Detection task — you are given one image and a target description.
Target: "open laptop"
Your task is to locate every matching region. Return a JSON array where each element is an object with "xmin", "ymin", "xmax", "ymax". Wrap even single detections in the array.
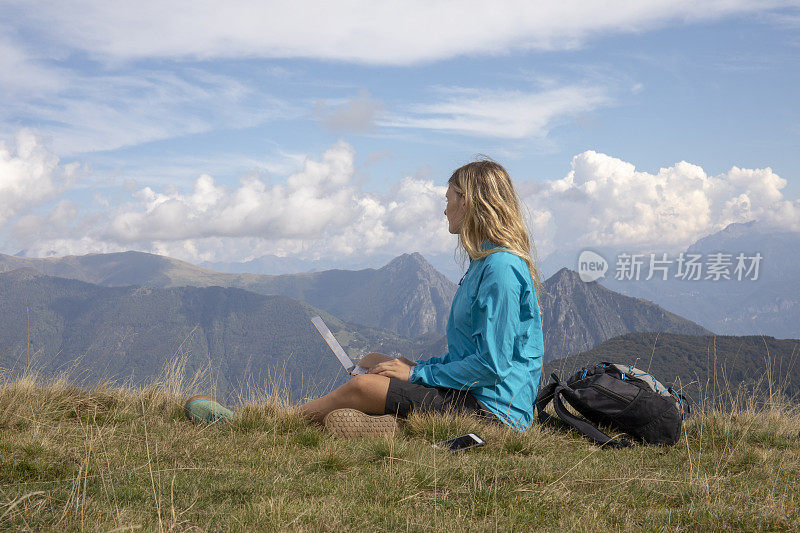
[{"xmin": 311, "ymin": 315, "xmax": 393, "ymax": 375}]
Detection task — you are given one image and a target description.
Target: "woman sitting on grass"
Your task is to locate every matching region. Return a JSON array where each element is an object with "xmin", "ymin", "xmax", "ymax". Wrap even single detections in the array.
[{"xmin": 298, "ymin": 159, "xmax": 545, "ymax": 437}]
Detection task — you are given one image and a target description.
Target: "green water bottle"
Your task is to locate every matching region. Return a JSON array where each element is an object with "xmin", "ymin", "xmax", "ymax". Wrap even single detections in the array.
[{"xmin": 184, "ymin": 395, "xmax": 235, "ymax": 424}]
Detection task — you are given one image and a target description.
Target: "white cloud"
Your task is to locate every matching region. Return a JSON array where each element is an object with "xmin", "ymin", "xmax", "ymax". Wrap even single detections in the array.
[
  {"xmin": 382, "ymin": 85, "xmax": 610, "ymax": 138},
  {"xmin": 7, "ymin": 139, "xmax": 798, "ymax": 270},
  {"xmin": 4, "ymin": 0, "xmax": 786, "ymax": 154},
  {"xmin": 317, "ymin": 91, "xmax": 384, "ymax": 133},
  {"xmin": 3, "ymin": 1, "xmax": 791, "ymax": 65},
  {"xmin": 525, "ymin": 150, "xmax": 800, "ymax": 258},
  {"xmin": 0, "ymin": 130, "xmax": 79, "ymax": 225},
  {"xmin": 81, "ymin": 141, "xmax": 452, "ymax": 261},
  {"xmin": 0, "ymin": 39, "xmax": 65, "ymax": 97},
  {"xmin": 0, "ymin": 68, "xmax": 292, "ymax": 155}
]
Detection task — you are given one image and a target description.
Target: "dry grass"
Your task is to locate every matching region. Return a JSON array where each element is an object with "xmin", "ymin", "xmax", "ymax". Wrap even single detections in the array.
[{"xmin": 1, "ymin": 358, "xmax": 800, "ymax": 532}]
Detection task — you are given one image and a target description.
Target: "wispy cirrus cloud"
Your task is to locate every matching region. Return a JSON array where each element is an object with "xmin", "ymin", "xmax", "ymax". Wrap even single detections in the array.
[
  {"xmin": 0, "ymin": 38, "xmax": 65, "ymax": 97},
  {"xmin": 381, "ymin": 85, "xmax": 611, "ymax": 139},
  {"xmin": 0, "ymin": 65, "xmax": 294, "ymax": 156},
  {"xmin": 0, "ymin": 32, "xmax": 295, "ymax": 156},
  {"xmin": 2, "ymin": 1, "xmax": 793, "ymax": 64},
  {"xmin": 3, "ymin": 0, "xmax": 794, "ymax": 153}
]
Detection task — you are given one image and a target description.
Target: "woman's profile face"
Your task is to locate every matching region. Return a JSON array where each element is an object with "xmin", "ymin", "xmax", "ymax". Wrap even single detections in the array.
[{"xmin": 445, "ymin": 184, "xmax": 466, "ymax": 234}]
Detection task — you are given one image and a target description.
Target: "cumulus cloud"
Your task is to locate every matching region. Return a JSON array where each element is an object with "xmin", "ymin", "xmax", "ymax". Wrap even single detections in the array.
[
  {"xmin": 525, "ymin": 150, "xmax": 800, "ymax": 258},
  {"xmin": 3, "ymin": 137, "xmax": 454, "ymax": 262},
  {"xmin": 108, "ymin": 142, "xmax": 360, "ymax": 242},
  {"xmin": 0, "ymin": 130, "xmax": 79, "ymax": 225},
  {"xmin": 2, "ymin": 1, "xmax": 790, "ymax": 64},
  {"xmin": 63, "ymin": 141, "xmax": 452, "ymax": 261},
  {"xmin": 7, "ymin": 139, "xmax": 798, "ymax": 270},
  {"xmin": 383, "ymin": 85, "xmax": 610, "ymax": 138}
]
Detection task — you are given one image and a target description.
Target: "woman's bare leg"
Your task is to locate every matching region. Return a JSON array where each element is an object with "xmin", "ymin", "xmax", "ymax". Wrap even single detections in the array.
[{"xmin": 297, "ymin": 374, "xmax": 391, "ymax": 424}]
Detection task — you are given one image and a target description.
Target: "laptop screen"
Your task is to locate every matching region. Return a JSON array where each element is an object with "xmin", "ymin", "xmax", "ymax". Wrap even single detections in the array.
[{"xmin": 310, "ymin": 316, "xmax": 355, "ymax": 373}]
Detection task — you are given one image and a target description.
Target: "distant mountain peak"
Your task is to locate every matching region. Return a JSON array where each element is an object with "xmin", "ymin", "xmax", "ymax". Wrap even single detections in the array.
[
  {"xmin": 551, "ymin": 266, "xmax": 575, "ymax": 277},
  {"xmin": 697, "ymin": 220, "xmax": 759, "ymax": 243},
  {"xmin": 722, "ymin": 220, "xmax": 757, "ymax": 232},
  {"xmin": 392, "ymin": 251, "xmax": 426, "ymax": 263},
  {"xmin": 384, "ymin": 252, "xmax": 434, "ymax": 273},
  {"xmin": 540, "ymin": 264, "xmax": 710, "ymax": 362},
  {"xmin": 546, "ymin": 267, "xmax": 594, "ymax": 287}
]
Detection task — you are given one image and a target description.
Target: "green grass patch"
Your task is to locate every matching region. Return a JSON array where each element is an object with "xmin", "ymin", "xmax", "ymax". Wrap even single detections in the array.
[{"xmin": 1, "ymin": 376, "xmax": 799, "ymax": 531}]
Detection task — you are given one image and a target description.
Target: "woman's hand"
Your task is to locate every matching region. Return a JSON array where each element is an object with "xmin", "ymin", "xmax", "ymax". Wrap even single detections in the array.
[{"xmin": 370, "ymin": 359, "xmax": 413, "ymax": 381}]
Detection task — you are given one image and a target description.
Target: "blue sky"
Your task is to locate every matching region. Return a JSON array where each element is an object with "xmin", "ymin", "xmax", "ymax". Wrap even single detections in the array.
[{"xmin": 1, "ymin": 1, "xmax": 798, "ymax": 278}]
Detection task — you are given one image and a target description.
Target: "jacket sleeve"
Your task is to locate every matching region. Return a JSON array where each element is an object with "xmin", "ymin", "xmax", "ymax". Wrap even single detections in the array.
[
  {"xmin": 410, "ymin": 261, "xmax": 519, "ymax": 390},
  {"xmin": 415, "ymin": 352, "xmax": 452, "ymax": 367}
]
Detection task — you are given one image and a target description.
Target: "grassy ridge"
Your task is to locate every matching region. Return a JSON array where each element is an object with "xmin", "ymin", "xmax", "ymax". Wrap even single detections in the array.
[{"xmin": 1, "ymin": 369, "xmax": 800, "ymax": 531}]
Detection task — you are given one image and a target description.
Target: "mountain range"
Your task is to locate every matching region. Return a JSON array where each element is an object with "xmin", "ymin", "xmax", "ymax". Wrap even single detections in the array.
[
  {"xmin": 0, "ymin": 268, "xmax": 430, "ymax": 400},
  {"xmin": 593, "ymin": 221, "xmax": 800, "ymax": 338},
  {"xmin": 0, "ymin": 251, "xmax": 456, "ymax": 339},
  {"xmin": 200, "ymin": 250, "xmax": 468, "ymax": 283},
  {"xmin": 6, "ymin": 245, "xmax": 791, "ymax": 402},
  {"xmin": 2, "ymin": 210, "xmax": 798, "ymax": 410}
]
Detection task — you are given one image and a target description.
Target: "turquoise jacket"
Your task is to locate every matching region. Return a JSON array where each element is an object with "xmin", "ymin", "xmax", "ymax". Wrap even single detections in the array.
[{"xmin": 410, "ymin": 246, "xmax": 544, "ymax": 430}]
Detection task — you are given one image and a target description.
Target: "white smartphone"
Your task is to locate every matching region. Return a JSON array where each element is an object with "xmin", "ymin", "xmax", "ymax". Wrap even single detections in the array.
[{"xmin": 433, "ymin": 433, "xmax": 485, "ymax": 452}]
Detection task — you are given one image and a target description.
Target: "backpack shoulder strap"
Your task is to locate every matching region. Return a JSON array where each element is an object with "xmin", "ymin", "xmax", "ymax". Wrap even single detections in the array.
[
  {"xmin": 535, "ymin": 374, "xmax": 630, "ymax": 448},
  {"xmin": 534, "ymin": 377, "xmax": 562, "ymax": 428},
  {"xmin": 551, "ymin": 387, "xmax": 630, "ymax": 448}
]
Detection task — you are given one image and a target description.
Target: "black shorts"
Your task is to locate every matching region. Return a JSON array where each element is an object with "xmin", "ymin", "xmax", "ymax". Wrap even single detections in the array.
[{"xmin": 384, "ymin": 378, "xmax": 501, "ymax": 424}]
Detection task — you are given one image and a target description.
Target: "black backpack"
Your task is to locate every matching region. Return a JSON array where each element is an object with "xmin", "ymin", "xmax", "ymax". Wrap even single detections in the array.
[{"xmin": 535, "ymin": 362, "xmax": 689, "ymax": 447}]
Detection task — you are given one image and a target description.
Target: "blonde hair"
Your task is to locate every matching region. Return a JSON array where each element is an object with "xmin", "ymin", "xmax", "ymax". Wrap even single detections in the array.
[{"xmin": 449, "ymin": 158, "xmax": 544, "ymax": 308}]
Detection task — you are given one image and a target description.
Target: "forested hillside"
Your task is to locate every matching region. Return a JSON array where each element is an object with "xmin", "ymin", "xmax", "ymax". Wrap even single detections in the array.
[
  {"xmin": 0, "ymin": 269, "xmax": 428, "ymax": 400},
  {"xmin": 0, "ymin": 251, "xmax": 456, "ymax": 338}
]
